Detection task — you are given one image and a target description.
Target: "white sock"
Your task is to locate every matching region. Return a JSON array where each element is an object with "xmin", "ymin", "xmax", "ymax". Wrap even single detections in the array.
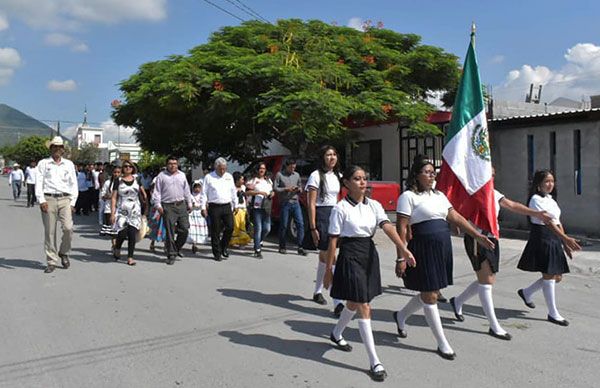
[
  {"xmin": 454, "ymin": 281, "xmax": 478, "ymax": 314},
  {"xmin": 332, "ymin": 308, "xmax": 356, "ymax": 340},
  {"xmin": 314, "ymin": 262, "xmax": 326, "ymax": 295},
  {"xmin": 542, "ymin": 279, "xmax": 564, "ymax": 320},
  {"xmin": 395, "ymin": 294, "xmax": 421, "ymax": 329},
  {"xmin": 522, "ymin": 278, "xmax": 543, "ymax": 302},
  {"xmin": 478, "ymin": 284, "xmax": 506, "ymax": 334},
  {"xmin": 423, "ymin": 303, "xmax": 454, "ymax": 354},
  {"xmin": 358, "ymin": 319, "xmax": 383, "ymax": 371}
]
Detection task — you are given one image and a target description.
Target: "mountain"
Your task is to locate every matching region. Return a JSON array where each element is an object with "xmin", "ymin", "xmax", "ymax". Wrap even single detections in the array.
[{"xmin": 0, "ymin": 104, "xmax": 57, "ymax": 146}]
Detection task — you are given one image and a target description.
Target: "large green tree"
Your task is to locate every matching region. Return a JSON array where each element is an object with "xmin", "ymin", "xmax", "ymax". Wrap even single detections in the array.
[
  {"xmin": 1, "ymin": 135, "xmax": 49, "ymax": 166},
  {"xmin": 114, "ymin": 19, "xmax": 460, "ymax": 164}
]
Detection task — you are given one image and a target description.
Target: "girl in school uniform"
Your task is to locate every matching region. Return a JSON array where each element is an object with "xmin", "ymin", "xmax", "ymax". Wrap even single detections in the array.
[
  {"xmin": 516, "ymin": 169, "xmax": 581, "ymax": 326},
  {"xmin": 323, "ymin": 165, "xmax": 416, "ymax": 382},
  {"xmin": 306, "ymin": 145, "xmax": 344, "ymax": 316},
  {"xmin": 99, "ymin": 165, "xmax": 121, "ymax": 249},
  {"xmin": 393, "ymin": 156, "xmax": 494, "ymax": 360}
]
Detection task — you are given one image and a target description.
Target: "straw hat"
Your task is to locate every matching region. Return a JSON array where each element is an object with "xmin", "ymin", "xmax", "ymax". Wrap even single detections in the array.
[
  {"xmin": 45, "ymin": 136, "xmax": 65, "ymax": 148},
  {"xmin": 13, "ymin": 163, "xmax": 19, "ymax": 167}
]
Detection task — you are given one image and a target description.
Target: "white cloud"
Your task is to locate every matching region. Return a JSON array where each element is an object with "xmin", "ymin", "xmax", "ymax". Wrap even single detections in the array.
[
  {"xmin": 0, "ymin": 68, "xmax": 15, "ymax": 85},
  {"xmin": 47, "ymin": 79, "xmax": 78, "ymax": 92},
  {"xmin": 347, "ymin": 17, "xmax": 364, "ymax": 31},
  {"xmin": 44, "ymin": 32, "xmax": 89, "ymax": 52},
  {"xmin": 489, "ymin": 55, "xmax": 505, "ymax": 64},
  {"xmin": 71, "ymin": 42, "xmax": 89, "ymax": 52},
  {"xmin": 494, "ymin": 43, "xmax": 600, "ymax": 103},
  {"xmin": 0, "ymin": 47, "xmax": 22, "ymax": 85},
  {"xmin": 0, "ymin": 12, "xmax": 9, "ymax": 31}
]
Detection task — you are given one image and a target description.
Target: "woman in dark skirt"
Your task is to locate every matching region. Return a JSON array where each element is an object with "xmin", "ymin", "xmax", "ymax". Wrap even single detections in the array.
[
  {"xmin": 323, "ymin": 166, "xmax": 415, "ymax": 382},
  {"xmin": 451, "ymin": 168, "xmax": 553, "ymax": 340},
  {"xmin": 392, "ymin": 156, "xmax": 494, "ymax": 360},
  {"xmin": 306, "ymin": 145, "xmax": 344, "ymax": 316},
  {"xmin": 516, "ymin": 170, "xmax": 581, "ymax": 326}
]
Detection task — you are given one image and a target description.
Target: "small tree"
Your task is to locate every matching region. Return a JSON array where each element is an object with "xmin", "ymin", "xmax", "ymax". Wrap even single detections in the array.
[
  {"xmin": 1, "ymin": 135, "xmax": 50, "ymax": 166},
  {"xmin": 137, "ymin": 150, "xmax": 167, "ymax": 172},
  {"xmin": 69, "ymin": 143, "xmax": 100, "ymax": 164}
]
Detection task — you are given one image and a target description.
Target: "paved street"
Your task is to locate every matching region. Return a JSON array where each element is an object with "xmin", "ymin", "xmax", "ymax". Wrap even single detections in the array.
[{"xmin": 0, "ymin": 176, "xmax": 599, "ymax": 388}]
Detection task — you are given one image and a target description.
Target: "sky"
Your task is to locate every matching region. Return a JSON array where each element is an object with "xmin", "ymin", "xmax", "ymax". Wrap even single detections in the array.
[{"xmin": 1, "ymin": 0, "xmax": 599, "ymax": 141}]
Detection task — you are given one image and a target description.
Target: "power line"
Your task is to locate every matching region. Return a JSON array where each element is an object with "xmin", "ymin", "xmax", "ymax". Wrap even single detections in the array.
[
  {"xmin": 229, "ymin": 0, "xmax": 270, "ymax": 23},
  {"xmin": 200, "ymin": 0, "xmax": 246, "ymax": 22}
]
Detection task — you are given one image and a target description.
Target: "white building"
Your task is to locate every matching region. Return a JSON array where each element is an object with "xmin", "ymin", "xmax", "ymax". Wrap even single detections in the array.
[{"xmin": 107, "ymin": 141, "xmax": 142, "ymax": 163}]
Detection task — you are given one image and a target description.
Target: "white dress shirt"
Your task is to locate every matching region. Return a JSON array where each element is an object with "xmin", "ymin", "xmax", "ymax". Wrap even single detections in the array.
[
  {"xmin": 25, "ymin": 167, "xmax": 36, "ymax": 184},
  {"xmin": 35, "ymin": 157, "xmax": 79, "ymax": 206},
  {"xmin": 200, "ymin": 171, "xmax": 237, "ymax": 210},
  {"xmin": 396, "ymin": 190, "xmax": 452, "ymax": 225},
  {"xmin": 329, "ymin": 196, "xmax": 390, "ymax": 237},
  {"xmin": 8, "ymin": 169, "xmax": 24, "ymax": 184}
]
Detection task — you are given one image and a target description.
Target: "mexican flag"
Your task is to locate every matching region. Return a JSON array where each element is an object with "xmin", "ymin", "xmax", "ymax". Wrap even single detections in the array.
[{"xmin": 436, "ymin": 28, "xmax": 499, "ymax": 237}]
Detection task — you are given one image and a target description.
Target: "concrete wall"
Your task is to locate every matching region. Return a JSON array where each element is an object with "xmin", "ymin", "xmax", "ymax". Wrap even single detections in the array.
[
  {"xmin": 350, "ymin": 122, "xmax": 400, "ymax": 182},
  {"xmin": 491, "ymin": 120, "xmax": 600, "ymax": 236}
]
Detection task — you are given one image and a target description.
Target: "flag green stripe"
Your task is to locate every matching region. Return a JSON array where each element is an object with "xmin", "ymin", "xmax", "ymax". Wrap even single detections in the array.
[{"xmin": 445, "ymin": 39, "xmax": 484, "ymax": 142}]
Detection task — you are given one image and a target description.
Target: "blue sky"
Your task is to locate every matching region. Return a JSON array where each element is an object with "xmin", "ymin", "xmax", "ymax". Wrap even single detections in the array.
[{"xmin": 1, "ymin": 0, "xmax": 599, "ymax": 140}]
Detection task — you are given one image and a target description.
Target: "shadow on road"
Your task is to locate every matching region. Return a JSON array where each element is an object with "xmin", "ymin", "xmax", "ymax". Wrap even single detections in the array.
[{"xmin": 0, "ymin": 257, "xmax": 46, "ymax": 270}]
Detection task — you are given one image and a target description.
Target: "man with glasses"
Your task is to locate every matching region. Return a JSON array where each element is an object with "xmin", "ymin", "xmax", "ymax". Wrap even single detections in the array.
[{"xmin": 152, "ymin": 156, "xmax": 192, "ymax": 265}]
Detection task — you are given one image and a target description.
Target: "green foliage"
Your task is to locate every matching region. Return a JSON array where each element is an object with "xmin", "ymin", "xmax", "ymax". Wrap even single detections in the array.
[
  {"xmin": 137, "ymin": 151, "xmax": 167, "ymax": 172},
  {"xmin": 1, "ymin": 135, "xmax": 50, "ymax": 166},
  {"xmin": 114, "ymin": 19, "xmax": 460, "ymax": 163},
  {"xmin": 69, "ymin": 143, "xmax": 100, "ymax": 164}
]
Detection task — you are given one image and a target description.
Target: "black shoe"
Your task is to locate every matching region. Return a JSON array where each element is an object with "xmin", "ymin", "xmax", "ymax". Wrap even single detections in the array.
[
  {"xmin": 368, "ymin": 364, "xmax": 387, "ymax": 382},
  {"xmin": 113, "ymin": 248, "xmax": 121, "ymax": 261},
  {"xmin": 278, "ymin": 248, "xmax": 287, "ymax": 254},
  {"xmin": 329, "ymin": 333, "xmax": 352, "ymax": 352},
  {"xmin": 333, "ymin": 303, "xmax": 344, "ymax": 318},
  {"xmin": 222, "ymin": 249, "xmax": 229, "ymax": 258},
  {"xmin": 60, "ymin": 255, "xmax": 70, "ymax": 269},
  {"xmin": 44, "ymin": 265, "xmax": 55, "ymax": 273},
  {"xmin": 176, "ymin": 251, "xmax": 184, "ymax": 258},
  {"xmin": 166, "ymin": 257, "xmax": 175, "ymax": 265},
  {"xmin": 436, "ymin": 348, "xmax": 456, "ymax": 360},
  {"xmin": 517, "ymin": 289, "xmax": 536, "ymax": 309},
  {"xmin": 449, "ymin": 297, "xmax": 464, "ymax": 321},
  {"xmin": 488, "ymin": 329, "xmax": 512, "ymax": 340},
  {"xmin": 253, "ymin": 250, "xmax": 263, "ymax": 259},
  {"xmin": 437, "ymin": 292, "xmax": 448, "ymax": 303},
  {"xmin": 547, "ymin": 315, "xmax": 569, "ymax": 326},
  {"xmin": 392, "ymin": 311, "xmax": 407, "ymax": 338},
  {"xmin": 312, "ymin": 293, "xmax": 327, "ymax": 305},
  {"xmin": 214, "ymin": 255, "xmax": 222, "ymax": 262},
  {"xmin": 297, "ymin": 248, "xmax": 307, "ymax": 256}
]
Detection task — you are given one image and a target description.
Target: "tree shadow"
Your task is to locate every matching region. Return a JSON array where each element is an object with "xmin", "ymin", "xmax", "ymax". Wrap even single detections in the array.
[
  {"xmin": 69, "ymin": 247, "xmax": 165, "ymax": 264},
  {"xmin": 0, "ymin": 257, "xmax": 46, "ymax": 270}
]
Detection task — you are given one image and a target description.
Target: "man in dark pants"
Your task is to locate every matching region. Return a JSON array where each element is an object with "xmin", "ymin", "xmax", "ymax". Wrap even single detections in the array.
[
  {"xmin": 274, "ymin": 159, "xmax": 307, "ymax": 256},
  {"xmin": 152, "ymin": 156, "xmax": 192, "ymax": 265},
  {"xmin": 25, "ymin": 160, "xmax": 37, "ymax": 207},
  {"xmin": 200, "ymin": 157, "xmax": 237, "ymax": 261}
]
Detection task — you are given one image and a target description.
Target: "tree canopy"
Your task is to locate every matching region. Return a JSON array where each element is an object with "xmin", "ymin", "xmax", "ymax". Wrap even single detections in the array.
[
  {"xmin": 1, "ymin": 135, "xmax": 49, "ymax": 167},
  {"xmin": 114, "ymin": 19, "xmax": 460, "ymax": 164}
]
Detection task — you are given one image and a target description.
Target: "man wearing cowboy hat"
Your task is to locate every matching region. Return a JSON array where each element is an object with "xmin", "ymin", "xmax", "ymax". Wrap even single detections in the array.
[
  {"xmin": 35, "ymin": 136, "xmax": 79, "ymax": 273},
  {"xmin": 8, "ymin": 163, "xmax": 24, "ymax": 200}
]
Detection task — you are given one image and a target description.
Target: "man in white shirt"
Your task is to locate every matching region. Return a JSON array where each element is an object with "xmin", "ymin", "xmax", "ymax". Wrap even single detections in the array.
[
  {"xmin": 200, "ymin": 157, "xmax": 237, "ymax": 261},
  {"xmin": 35, "ymin": 136, "xmax": 79, "ymax": 273},
  {"xmin": 24, "ymin": 160, "xmax": 37, "ymax": 207},
  {"xmin": 8, "ymin": 163, "xmax": 24, "ymax": 200}
]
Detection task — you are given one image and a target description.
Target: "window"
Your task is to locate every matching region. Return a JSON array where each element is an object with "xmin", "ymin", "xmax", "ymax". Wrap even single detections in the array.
[
  {"xmin": 527, "ymin": 134, "xmax": 534, "ymax": 181},
  {"xmin": 574, "ymin": 130, "xmax": 582, "ymax": 195},
  {"xmin": 351, "ymin": 140, "xmax": 382, "ymax": 181},
  {"xmin": 549, "ymin": 131, "xmax": 556, "ymax": 173},
  {"xmin": 94, "ymin": 134, "xmax": 101, "ymax": 144}
]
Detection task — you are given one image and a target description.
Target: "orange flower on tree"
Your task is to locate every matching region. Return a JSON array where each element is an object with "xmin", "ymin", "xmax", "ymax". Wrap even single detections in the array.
[
  {"xmin": 382, "ymin": 103, "xmax": 393, "ymax": 114},
  {"xmin": 363, "ymin": 55, "xmax": 375, "ymax": 64},
  {"xmin": 213, "ymin": 81, "xmax": 224, "ymax": 91}
]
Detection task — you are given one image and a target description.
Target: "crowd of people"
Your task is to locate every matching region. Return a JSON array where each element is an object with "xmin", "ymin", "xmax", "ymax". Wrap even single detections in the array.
[{"xmin": 17, "ymin": 136, "xmax": 583, "ymax": 382}]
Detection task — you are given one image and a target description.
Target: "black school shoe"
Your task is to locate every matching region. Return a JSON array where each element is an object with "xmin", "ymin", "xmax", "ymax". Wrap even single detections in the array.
[
  {"xmin": 517, "ymin": 289, "xmax": 536, "ymax": 309},
  {"xmin": 488, "ymin": 329, "xmax": 512, "ymax": 340},
  {"xmin": 436, "ymin": 348, "xmax": 456, "ymax": 360},
  {"xmin": 368, "ymin": 364, "xmax": 387, "ymax": 382},
  {"xmin": 44, "ymin": 265, "xmax": 55, "ymax": 274},
  {"xmin": 437, "ymin": 292, "xmax": 448, "ymax": 303},
  {"xmin": 222, "ymin": 249, "xmax": 229, "ymax": 258},
  {"xmin": 333, "ymin": 303, "xmax": 344, "ymax": 318},
  {"xmin": 329, "ymin": 333, "xmax": 352, "ymax": 352},
  {"xmin": 449, "ymin": 297, "xmax": 464, "ymax": 321},
  {"xmin": 392, "ymin": 311, "xmax": 407, "ymax": 338},
  {"xmin": 297, "ymin": 248, "xmax": 307, "ymax": 256},
  {"xmin": 547, "ymin": 315, "xmax": 569, "ymax": 326},
  {"xmin": 312, "ymin": 293, "xmax": 326, "ymax": 305}
]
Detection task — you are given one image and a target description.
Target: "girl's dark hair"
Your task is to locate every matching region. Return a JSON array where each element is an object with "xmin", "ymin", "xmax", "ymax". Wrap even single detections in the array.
[
  {"xmin": 528, "ymin": 169, "xmax": 557, "ymax": 202},
  {"xmin": 253, "ymin": 162, "xmax": 267, "ymax": 179},
  {"xmin": 232, "ymin": 171, "xmax": 243, "ymax": 183},
  {"xmin": 405, "ymin": 154, "xmax": 435, "ymax": 193},
  {"xmin": 317, "ymin": 145, "xmax": 341, "ymax": 200},
  {"xmin": 192, "ymin": 182, "xmax": 202, "ymax": 190},
  {"xmin": 341, "ymin": 165, "xmax": 365, "ymax": 189}
]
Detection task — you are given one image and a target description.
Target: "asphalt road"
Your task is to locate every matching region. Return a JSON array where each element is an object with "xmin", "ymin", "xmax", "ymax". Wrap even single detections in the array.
[{"xmin": 0, "ymin": 176, "xmax": 599, "ymax": 388}]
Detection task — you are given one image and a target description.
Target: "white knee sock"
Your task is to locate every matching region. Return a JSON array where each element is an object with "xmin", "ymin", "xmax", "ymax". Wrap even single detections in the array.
[
  {"xmin": 358, "ymin": 319, "xmax": 383, "ymax": 371},
  {"xmin": 478, "ymin": 284, "xmax": 506, "ymax": 334},
  {"xmin": 522, "ymin": 278, "xmax": 543, "ymax": 301},
  {"xmin": 542, "ymin": 279, "xmax": 564, "ymax": 320},
  {"xmin": 395, "ymin": 294, "xmax": 422, "ymax": 329},
  {"xmin": 423, "ymin": 303, "xmax": 454, "ymax": 354},
  {"xmin": 332, "ymin": 307, "xmax": 356, "ymax": 340},
  {"xmin": 314, "ymin": 262, "xmax": 326, "ymax": 294},
  {"xmin": 454, "ymin": 281, "xmax": 478, "ymax": 314}
]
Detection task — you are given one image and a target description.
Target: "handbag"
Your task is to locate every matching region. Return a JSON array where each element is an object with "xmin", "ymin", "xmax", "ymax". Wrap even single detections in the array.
[{"xmin": 136, "ymin": 216, "xmax": 149, "ymax": 242}]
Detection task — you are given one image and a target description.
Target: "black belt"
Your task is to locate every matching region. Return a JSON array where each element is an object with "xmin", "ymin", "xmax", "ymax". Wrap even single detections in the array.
[
  {"xmin": 208, "ymin": 202, "xmax": 230, "ymax": 207},
  {"xmin": 44, "ymin": 192, "xmax": 69, "ymax": 198},
  {"xmin": 163, "ymin": 200, "xmax": 185, "ymax": 206}
]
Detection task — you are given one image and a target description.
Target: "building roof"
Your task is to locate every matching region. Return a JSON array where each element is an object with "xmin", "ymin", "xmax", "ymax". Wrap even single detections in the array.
[{"xmin": 490, "ymin": 108, "xmax": 600, "ymax": 128}]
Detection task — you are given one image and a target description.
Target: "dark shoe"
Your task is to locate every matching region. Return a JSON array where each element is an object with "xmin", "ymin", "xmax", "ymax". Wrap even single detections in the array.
[
  {"xmin": 392, "ymin": 311, "xmax": 407, "ymax": 338},
  {"xmin": 312, "ymin": 293, "xmax": 327, "ymax": 305},
  {"xmin": 297, "ymin": 248, "xmax": 307, "ymax": 256},
  {"xmin": 191, "ymin": 245, "xmax": 198, "ymax": 254},
  {"xmin": 437, "ymin": 292, "xmax": 448, "ymax": 303},
  {"xmin": 436, "ymin": 348, "xmax": 456, "ymax": 360},
  {"xmin": 166, "ymin": 257, "xmax": 175, "ymax": 265},
  {"xmin": 113, "ymin": 248, "xmax": 121, "ymax": 261},
  {"xmin": 253, "ymin": 250, "xmax": 263, "ymax": 259},
  {"xmin": 60, "ymin": 255, "xmax": 70, "ymax": 269},
  {"xmin": 176, "ymin": 251, "xmax": 183, "ymax": 258},
  {"xmin": 44, "ymin": 265, "xmax": 56, "ymax": 273},
  {"xmin": 329, "ymin": 333, "xmax": 352, "ymax": 352},
  {"xmin": 222, "ymin": 249, "xmax": 229, "ymax": 258},
  {"xmin": 278, "ymin": 248, "xmax": 287, "ymax": 254},
  {"xmin": 368, "ymin": 364, "xmax": 387, "ymax": 382},
  {"xmin": 214, "ymin": 255, "xmax": 222, "ymax": 262},
  {"xmin": 488, "ymin": 329, "xmax": 512, "ymax": 340},
  {"xmin": 517, "ymin": 289, "xmax": 536, "ymax": 309},
  {"xmin": 547, "ymin": 315, "xmax": 569, "ymax": 326},
  {"xmin": 333, "ymin": 303, "xmax": 344, "ymax": 318},
  {"xmin": 449, "ymin": 297, "xmax": 464, "ymax": 321}
]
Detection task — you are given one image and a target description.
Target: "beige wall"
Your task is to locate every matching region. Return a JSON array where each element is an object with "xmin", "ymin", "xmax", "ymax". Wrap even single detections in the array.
[{"xmin": 350, "ymin": 123, "xmax": 400, "ymax": 182}]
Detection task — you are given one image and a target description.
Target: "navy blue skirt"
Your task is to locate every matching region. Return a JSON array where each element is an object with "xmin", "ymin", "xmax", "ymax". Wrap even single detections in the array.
[
  {"xmin": 331, "ymin": 237, "xmax": 382, "ymax": 303},
  {"xmin": 316, "ymin": 206, "xmax": 333, "ymax": 251},
  {"xmin": 403, "ymin": 219, "xmax": 453, "ymax": 292},
  {"xmin": 517, "ymin": 224, "xmax": 569, "ymax": 275},
  {"xmin": 464, "ymin": 234, "xmax": 500, "ymax": 273}
]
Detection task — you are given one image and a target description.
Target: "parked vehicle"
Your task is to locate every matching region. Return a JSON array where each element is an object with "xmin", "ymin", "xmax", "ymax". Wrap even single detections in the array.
[{"xmin": 243, "ymin": 155, "xmax": 401, "ymax": 246}]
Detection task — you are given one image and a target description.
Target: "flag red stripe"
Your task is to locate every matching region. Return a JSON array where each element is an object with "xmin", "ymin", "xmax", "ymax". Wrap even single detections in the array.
[{"xmin": 437, "ymin": 161, "xmax": 499, "ymax": 238}]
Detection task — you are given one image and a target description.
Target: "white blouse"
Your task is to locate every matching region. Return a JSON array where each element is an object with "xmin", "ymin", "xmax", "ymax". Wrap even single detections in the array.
[
  {"xmin": 328, "ymin": 196, "xmax": 390, "ymax": 237},
  {"xmin": 247, "ymin": 177, "xmax": 273, "ymax": 209},
  {"xmin": 529, "ymin": 194, "xmax": 561, "ymax": 225},
  {"xmin": 305, "ymin": 170, "xmax": 340, "ymax": 207},
  {"xmin": 396, "ymin": 190, "xmax": 452, "ymax": 225}
]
